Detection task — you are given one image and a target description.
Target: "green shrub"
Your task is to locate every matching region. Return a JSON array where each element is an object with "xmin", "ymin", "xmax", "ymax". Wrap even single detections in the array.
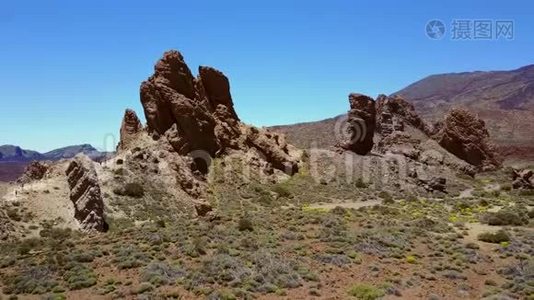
[
  {"xmin": 378, "ymin": 191, "xmax": 393, "ymax": 204},
  {"xmin": 113, "ymin": 182, "xmax": 144, "ymax": 198},
  {"xmin": 39, "ymin": 227, "xmax": 72, "ymax": 240},
  {"xmin": 17, "ymin": 238, "xmax": 42, "ymax": 255},
  {"xmin": 3, "ymin": 266, "xmax": 58, "ymax": 294},
  {"xmin": 272, "ymin": 185, "xmax": 291, "ymax": 198},
  {"xmin": 112, "ymin": 245, "xmax": 151, "ymax": 269},
  {"xmin": 477, "ymin": 230, "xmax": 511, "ymax": 244},
  {"xmin": 63, "ymin": 264, "xmax": 97, "ymax": 290},
  {"xmin": 347, "ymin": 283, "xmax": 385, "ymax": 300},
  {"xmin": 238, "ymin": 216, "xmax": 254, "ymax": 232},
  {"xmin": 484, "ymin": 208, "xmax": 529, "ymax": 226},
  {"xmin": 140, "ymin": 262, "xmax": 185, "ymax": 286},
  {"xmin": 135, "ymin": 282, "xmax": 154, "ymax": 294}
]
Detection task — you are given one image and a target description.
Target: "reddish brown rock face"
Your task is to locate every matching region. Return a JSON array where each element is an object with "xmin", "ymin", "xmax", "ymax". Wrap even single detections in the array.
[
  {"xmin": 140, "ymin": 50, "xmax": 298, "ymax": 175},
  {"xmin": 376, "ymin": 95, "xmax": 429, "ymax": 135},
  {"xmin": 141, "ymin": 50, "xmax": 219, "ymax": 156},
  {"xmin": 436, "ymin": 108, "xmax": 501, "ymax": 170},
  {"xmin": 339, "ymin": 93, "xmax": 376, "ymax": 155},
  {"xmin": 18, "ymin": 161, "xmax": 49, "ymax": 184},
  {"xmin": 118, "ymin": 109, "xmax": 142, "ymax": 151}
]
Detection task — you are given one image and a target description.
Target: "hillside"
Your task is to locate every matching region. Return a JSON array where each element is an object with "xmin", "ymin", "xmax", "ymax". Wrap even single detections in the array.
[
  {"xmin": 1, "ymin": 50, "xmax": 533, "ymax": 300},
  {"xmin": 0, "ymin": 144, "xmax": 109, "ymax": 182},
  {"xmin": 0, "ymin": 145, "xmax": 43, "ymax": 162},
  {"xmin": 272, "ymin": 65, "xmax": 534, "ymax": 162},
  {"xmin": 394, "ymin": 65, "xmax": 534, "ymax": 146}
]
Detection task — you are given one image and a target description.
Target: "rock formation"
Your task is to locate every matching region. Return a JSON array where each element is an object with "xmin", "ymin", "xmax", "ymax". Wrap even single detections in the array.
[
  {"xmin": 376, "ymin": 95, "xmax": 429, "ymax": 135},
  {"xmin": 65, "ymin": 154, "xmax": 107, "ymax": 232},
  {"xmin": 435, "ymin": 108, "xmax": 501, "ymax": 170},
  {"xmin": 117, "ymin": 109, "xmax": 142, "ymax": 151},
  {"xmin": 338, "ymin": 93, "xmax": 376, "ymax": 155},
  {"xmin": 140, "ymin": 50, "xmax": 298, "ymax": 175},
  {"xmin": 17, "ymin": 161, "xmax": 49, "ymax": 184},
  {"xmin": 512, "ymin": 168, "xmax": 533, "ymax": 189}
]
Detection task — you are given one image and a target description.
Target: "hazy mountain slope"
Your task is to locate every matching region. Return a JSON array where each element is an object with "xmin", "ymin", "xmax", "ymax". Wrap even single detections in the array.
[
  {"xmin": 0, "ymin": 145, "xmax": 43, "ymax": 162},
  {"xmin": 42, "ymin": 144, "xmax": 106, "ymax": 161},
  {"xmin": 0, "ymin": 144, "xmax": 109, "ymax": 182},
  {"xmin": 270, "ymin": 115, "xmax": 343, "ymax": 149},
  {"xmin": 272, "ymin": 64, "xmax": 534, "ymax": 158},
  {"xmin": 394, "ymin": 65, "xmax": 534, "ymax": 146}
]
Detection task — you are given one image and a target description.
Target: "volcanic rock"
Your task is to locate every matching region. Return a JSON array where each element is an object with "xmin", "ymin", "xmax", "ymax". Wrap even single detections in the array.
[
  {"xmin": 376, "ymin": 94, "xmax": 429, "ymax": 135},
  {"xmin": 140, "ymin": 50, "xmax": 219, "ymax": 155},
  {"xmin": 140, "ymin": 50, "xmax": 298, "ymax": 175},
  {"xmin": 117, "ymin": 109, "xmax": 143, "ymax": 151},
  {"xmin": 65, "ymin": 154, "xmax": 107, "ymax": 232},
  {"xmin": 512, "ymin": 168, "xmax": 533, "ymax": 189},
  {"xmin": 435, "ymin": 108, "xmax": 501, "ymax": 170},
  {"xmin": 420, "ymin": 177, "xmax": 447, "ymax": 193},
  {"xmin": 17, "ymin": 161, "xmax": 49, "ymax": 184},
  {"xmin": 338, "ymin": 93, "xmax": 376, "ymax": 155}
]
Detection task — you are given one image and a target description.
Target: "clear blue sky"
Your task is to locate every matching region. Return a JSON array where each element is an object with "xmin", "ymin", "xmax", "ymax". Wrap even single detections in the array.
[{"xmin": 1, "ymin": 0, "xmax": 532, "ymax": 152}]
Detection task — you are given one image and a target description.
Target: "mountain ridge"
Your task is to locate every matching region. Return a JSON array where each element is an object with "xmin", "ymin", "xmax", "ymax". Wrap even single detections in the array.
[
  {"xmin": 272, "ymin": 64, "xmax": 534, "ymax": 154},
  {"xmin": 0, "ymin": 144, "xmax": 108, "ymax": 162}
]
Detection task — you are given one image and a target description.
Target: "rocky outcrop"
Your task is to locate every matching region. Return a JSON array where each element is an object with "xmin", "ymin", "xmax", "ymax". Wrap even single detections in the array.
[
  {"xmin": 376, "ymin": 95, "xmax": 429, "ymax": 135},
  {"xmin": 117, "ymin": 109, "xmax": 142, "ymax": 151},
  {"xmin": 435, "ymin": 108, "xmax": 501, "ymax": 170},
  {"xmin": 512, "ymin": 168, "xmax": 533, "ymax": 189},
  {"xmin": 17, "ymin": 161, "xmax": 49, "ymax": 184},
  {"xmin": 140, "ymin": 51, "xmax": 219, "ymax": 155},
  {"xmin": 338, "ymin": 93, "xmax": 376, "ymax": 155},
  {"xmin": 65, "ymin": 154, "xmax": 107, "ymax": 232},
  {"xmin": 140, "ymin": 50, "xmax": 298, "ymax": 175},
  {"xmin": 421, "ymin": 177, "xmax": 447, "ymax": 193}
]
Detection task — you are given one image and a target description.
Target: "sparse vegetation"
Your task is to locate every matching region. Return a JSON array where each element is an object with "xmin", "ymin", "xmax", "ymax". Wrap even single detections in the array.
[
  {"xmin": 348, "ymin": 283, "xmax": 385, "ymax": 300},
  {"xmin": 478, "ymin": 230, "xmax": 511, "ymax": 243}
]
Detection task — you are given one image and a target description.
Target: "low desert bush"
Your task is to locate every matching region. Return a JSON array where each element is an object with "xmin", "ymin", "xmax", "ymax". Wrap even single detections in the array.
[
  {"xmin": 63, "ymin": 263, "xmax": 97, "ymax": 290},
  {"xmin": 478, "ymin": 230, "xmax": 511, "ymax": 244},
  {"xmin": 347, "ymin": 283, "xmax": 385, "ymax": 300}
]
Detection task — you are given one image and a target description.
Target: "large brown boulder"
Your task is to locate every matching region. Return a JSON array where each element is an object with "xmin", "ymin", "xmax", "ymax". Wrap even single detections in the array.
[
  {"xmin": 140, "ymin": 50, "xmax": 298, "ymax": 175},
  {"xmin": 117, "ymin": 109, "xmax": 142, "ymax": 151},
  {"xmin": 435, "ymin": 108, "xmax": 501, "ymax": 170},
  {"xmin": 338, "ymin": 93, "xmax": 376, "ymax": 155},
  {"xmin": 65, "ymin": 154, "xmax": 107, "ymax": 232}
]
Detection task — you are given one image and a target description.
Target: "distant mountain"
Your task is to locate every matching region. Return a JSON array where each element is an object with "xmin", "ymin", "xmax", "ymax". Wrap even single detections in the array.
[
  {"xmin": 271, "ymin": 64, "xmax": 534, "ymax": 160},
  {"xmin": 270, "ymin": 115, "xmax": 343, "ymax": 150},
  {"xmin": 0, "ymin": 145, "xmax": 44, "ymax": 162},
  {"xmin": 0, "ymin": 144, "xmax": 110, "ymax": 182},
  {"xmin": 0, "ymin": 144, "xmax": 109, "ymax": 162},
  {"xmin": 42, "ymin": 144, "xmax": 106, "ymax": 161},
  {"xmin": 393, "ymin": 64, "xmax": 534, "ymax": 146}
]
